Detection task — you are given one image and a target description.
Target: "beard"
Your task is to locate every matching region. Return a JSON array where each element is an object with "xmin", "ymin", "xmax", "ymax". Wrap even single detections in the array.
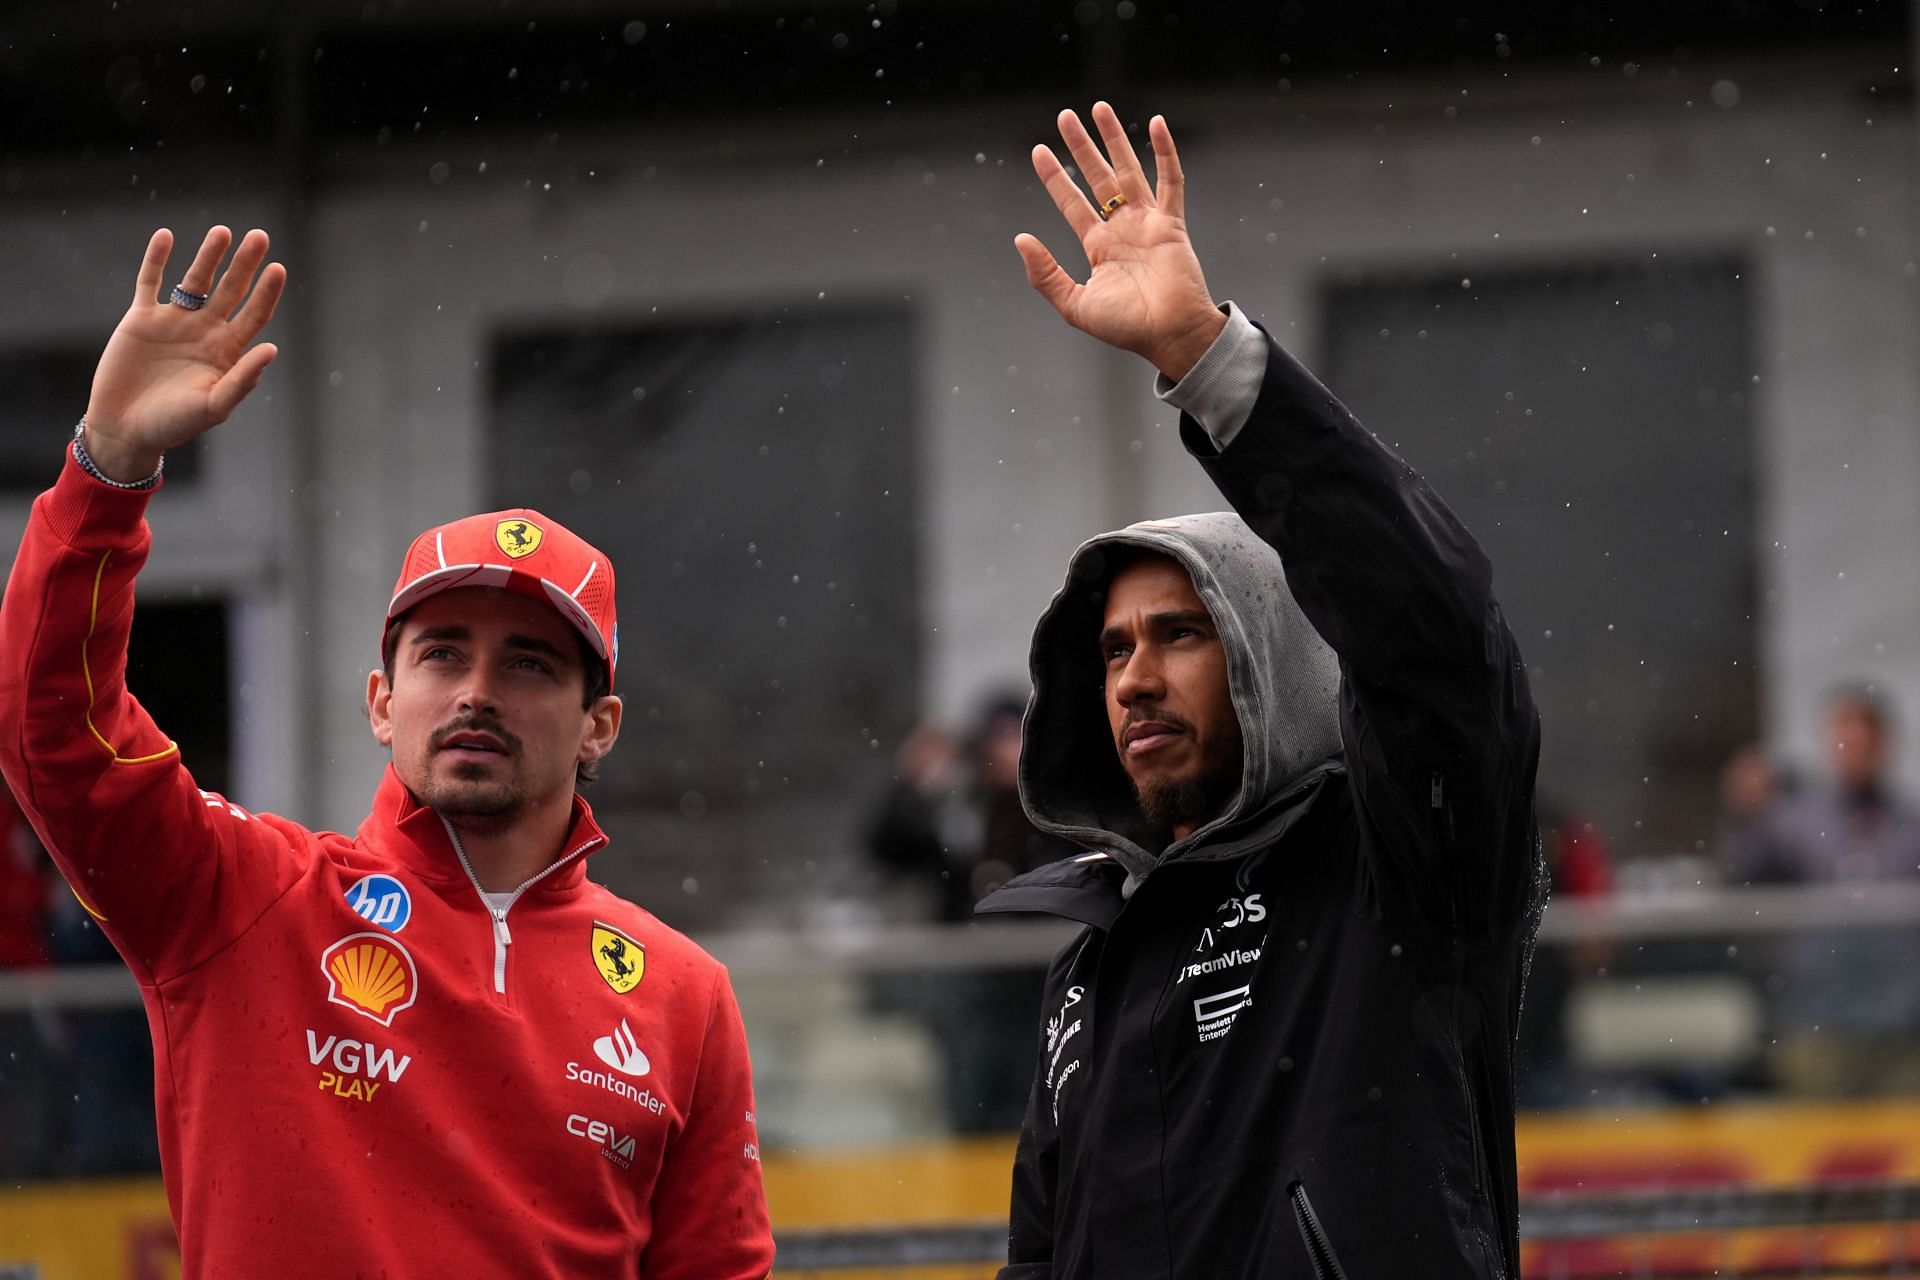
[
  {"xmin": 1121, "ymin": 710, "xmax": 1244, "ymax": 840},
  {"xmin": 417, "ymin": 716, "xmax": 527, "ymax": 836},
  {"xmin": 1132, "ymin": 741, "xmax": 1242, "ymax": 839},
  {"xmin": 1134, "ymin": 768, "xmax": 1238, "ymax": 837},
  {"xmin": 417, "ymin": 767, "xmax": 525, "ymax": 837}
]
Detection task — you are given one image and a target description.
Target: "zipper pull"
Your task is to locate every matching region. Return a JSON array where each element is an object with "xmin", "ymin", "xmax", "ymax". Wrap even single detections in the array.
[
  {"xmin": 1430, "ymin": 771, "xmax": 1444, "ymax": 809},
  {"xmin": 492, "ymin": 908, "xmax": 512, "ymax": 948}
]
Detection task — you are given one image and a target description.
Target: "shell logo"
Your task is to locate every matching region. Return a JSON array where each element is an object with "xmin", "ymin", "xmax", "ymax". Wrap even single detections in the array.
[{"xmin": 321, "ymin": 932, "xmax": 420, "ymax": 1027}]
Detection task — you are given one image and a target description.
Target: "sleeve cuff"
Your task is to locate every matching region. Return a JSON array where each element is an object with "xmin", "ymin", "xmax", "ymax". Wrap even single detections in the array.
[
  {"xmin": 39, "ymin": 445, "xmax": 158, "ymax": 547},
  {"xmin": 1153, "ymin": 302, "xmax": 1267, "ymax": 450}
]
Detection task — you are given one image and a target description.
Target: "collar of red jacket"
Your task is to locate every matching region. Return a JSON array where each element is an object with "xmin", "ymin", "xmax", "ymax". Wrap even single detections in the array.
[{"xmin": 355, "ymin": 765, "xmax": 610, "ymax": 892}]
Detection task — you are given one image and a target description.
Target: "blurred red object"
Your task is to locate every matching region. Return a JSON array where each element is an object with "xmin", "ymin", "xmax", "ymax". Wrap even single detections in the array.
[{"xmin": 0, "ymin": 787, "xmax": 49, "ymax": 968}]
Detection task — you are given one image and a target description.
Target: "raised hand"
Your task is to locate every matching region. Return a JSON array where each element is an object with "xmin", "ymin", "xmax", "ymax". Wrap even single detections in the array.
[
  {"xmin": 1014, "ymin": 105, "xmax": 1227, "ymax": 383},
  {"xmin": 83, "ymin": 226, "xmax": 285, "ymax": 482}
]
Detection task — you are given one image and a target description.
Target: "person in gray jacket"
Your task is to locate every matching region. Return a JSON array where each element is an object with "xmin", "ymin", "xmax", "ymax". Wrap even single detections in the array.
[
  {"xmin": 1723, "ymin": 685, "xmax": 1920, "ymax": 1096},
  {"xmin": 977, "ymin": 104, "xmax": 1541, "ymax": 1278}
]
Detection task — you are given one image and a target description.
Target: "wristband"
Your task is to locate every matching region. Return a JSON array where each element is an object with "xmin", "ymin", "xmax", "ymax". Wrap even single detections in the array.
[{"xmin": 71, "ymin": 416, "xmax": 164, "ymax": 491}]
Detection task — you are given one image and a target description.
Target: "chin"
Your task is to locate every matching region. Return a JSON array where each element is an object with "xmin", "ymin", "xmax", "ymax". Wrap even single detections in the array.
[{"xmin": 423, "ymin": 774, "xmax": 522, "ymax": 820}]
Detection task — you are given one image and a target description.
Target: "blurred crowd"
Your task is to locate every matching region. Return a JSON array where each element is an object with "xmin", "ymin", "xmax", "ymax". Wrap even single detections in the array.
[
  {"xmin": 865, "ymin": 678, "xmax": 1920, "ymax": 1127},
  {"xmin": 7, "ymin": 676, "xmax": 1920, "ymax": 1177}
]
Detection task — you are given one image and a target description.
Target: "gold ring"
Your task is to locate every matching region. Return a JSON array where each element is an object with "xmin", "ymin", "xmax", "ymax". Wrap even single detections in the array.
[{"xmin": 1097, "ymin": 194, "xmax": 1128, "ymax": 221}]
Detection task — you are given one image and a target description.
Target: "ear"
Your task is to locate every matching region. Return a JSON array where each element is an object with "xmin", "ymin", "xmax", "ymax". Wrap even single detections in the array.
[
  {"xmin": 579, "ymin": 694, "xmax": 623, "ymax": 766},
  {"xmin": 367, "ymin": 669, "xmax": 395, "ymax": 746}
]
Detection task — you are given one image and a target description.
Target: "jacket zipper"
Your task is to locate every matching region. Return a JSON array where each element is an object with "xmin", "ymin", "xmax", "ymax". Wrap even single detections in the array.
[
  {"xmin": 441, "ymin": 817, "xmax": 606, "ymax": 994},
  {"xmin": 1288, "ymin": 1182, "xmax": 1351, "ymax": 1280}
]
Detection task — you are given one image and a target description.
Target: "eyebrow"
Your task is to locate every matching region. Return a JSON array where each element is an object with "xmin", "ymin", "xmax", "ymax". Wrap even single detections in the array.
[
  {"xmin": 1097, "ymin": 609, "xmax": 1214, "ymax": 651},
  {"xmin": 410, "ymin": 625, "xmax": 573, "ymax": 665}
]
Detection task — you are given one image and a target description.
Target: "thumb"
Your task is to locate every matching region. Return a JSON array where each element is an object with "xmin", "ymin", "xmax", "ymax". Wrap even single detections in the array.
[
  {"xmin": 1014, "ymin": 234, "xmax": 1079, "ymax": 321},
  {"xmin": 206, "ymin": 343, "xmax": 278, "ymax": 424}
]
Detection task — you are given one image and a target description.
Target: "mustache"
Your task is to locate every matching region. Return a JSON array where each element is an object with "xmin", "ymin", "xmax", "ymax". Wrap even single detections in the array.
[{"xmin": 430, "ymin": 715, "xmax": 523, "ymax": 756}]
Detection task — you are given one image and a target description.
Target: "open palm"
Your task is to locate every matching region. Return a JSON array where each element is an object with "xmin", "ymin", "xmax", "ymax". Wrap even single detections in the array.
[
  {"xmin": 85, "ymin": 226, "xmax": 284, "ymax": 478},
  {"xmin": 1015, "ymin": 106, "xmax": 1225, "ymax": 382}
]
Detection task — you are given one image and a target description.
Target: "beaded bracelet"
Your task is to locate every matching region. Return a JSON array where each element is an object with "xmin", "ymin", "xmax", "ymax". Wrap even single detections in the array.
[{"xmin": 72, "ymin": 417, "xmax": 164, "ymax": 492}]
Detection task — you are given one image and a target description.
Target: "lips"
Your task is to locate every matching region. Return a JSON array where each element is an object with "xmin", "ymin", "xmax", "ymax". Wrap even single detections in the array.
[
  {"xmin": 1123, "ymin": 721, "xmax": 1185, "ymax": 756},
  {"xmin": 439, "ymin": 731, "xmax": 508, "ymax": 755}
]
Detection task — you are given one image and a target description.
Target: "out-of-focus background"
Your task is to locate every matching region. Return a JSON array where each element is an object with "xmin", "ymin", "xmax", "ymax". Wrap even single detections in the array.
[{"xmin": 4, "ymin": 0, "xmax": 1920, "ymax": 1274}]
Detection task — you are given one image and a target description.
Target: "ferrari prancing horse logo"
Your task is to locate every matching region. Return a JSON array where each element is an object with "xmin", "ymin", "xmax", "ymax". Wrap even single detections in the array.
[
  {"xmin": 495, "ymin": 518, "xmax": 543, "ymax": 560},
  {"xmin": 592, "ymin": 923, "xmax": 646, "ymax": 994}
]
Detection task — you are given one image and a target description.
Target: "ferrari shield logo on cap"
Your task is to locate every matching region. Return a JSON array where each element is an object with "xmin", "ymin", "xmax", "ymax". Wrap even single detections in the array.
[
  {"xmin": 495, "ymin": 518, "xmax": 544, "ymax": 560},
  {"xmin": 591, "ymin": 923, "xmax": 646, "ymax": 994}
]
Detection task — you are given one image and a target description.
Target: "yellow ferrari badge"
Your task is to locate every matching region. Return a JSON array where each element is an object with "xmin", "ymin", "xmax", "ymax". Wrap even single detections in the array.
[
  {"xmin": 591, "ymin": 923, "xmax": 645, "ymax": 994},
  {"xmin": 495, "ymin": 518, "xmax": 544, "ymax": 559}
]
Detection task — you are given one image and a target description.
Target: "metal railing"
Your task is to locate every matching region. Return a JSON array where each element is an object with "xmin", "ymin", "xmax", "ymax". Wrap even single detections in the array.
[{"xmin": 7, "ymin": 879, "xmax": 1920, "ymax": 1010}]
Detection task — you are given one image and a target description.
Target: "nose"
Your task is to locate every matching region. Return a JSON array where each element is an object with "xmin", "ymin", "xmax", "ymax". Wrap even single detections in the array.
[
  {"xmin": 1112, "ymin": 643, "xmax": 1165, "ymax": 709},
  {"xmin": 455, "ymin": 668, "xmax": 502, "ymax": 717}
]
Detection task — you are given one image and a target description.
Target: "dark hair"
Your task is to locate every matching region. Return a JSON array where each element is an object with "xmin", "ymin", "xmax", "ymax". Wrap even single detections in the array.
[{"xmin": 381, "ymin": 615, "xmax": 611, "ymax": 786}]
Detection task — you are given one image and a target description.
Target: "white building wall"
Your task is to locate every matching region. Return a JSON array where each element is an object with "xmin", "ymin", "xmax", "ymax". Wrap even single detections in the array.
[{"xmin": 2, "ymin": 52, "xmax": 1915, "ymax": 841}]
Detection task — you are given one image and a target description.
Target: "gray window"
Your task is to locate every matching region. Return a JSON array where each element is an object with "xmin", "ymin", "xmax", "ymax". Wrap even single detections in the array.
[
  {"xmin": 489, "ymin": 307, "xmax": 921, "ymax": 923},
  {"xmin": 1324, "ymin": 257, "xmax": 1756, "ymax": 856}
]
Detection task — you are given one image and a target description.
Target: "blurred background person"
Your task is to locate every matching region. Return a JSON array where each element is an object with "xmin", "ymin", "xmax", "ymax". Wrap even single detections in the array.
[
  {"xmin": 1721, "ymin": 684, "xmax": 1920, "ymax": 1096},
  {"xmin": 865, "ymin": 691, "xmax": 1076, "ymax": 1132},
  {"xmin": 867, "ymin": 692, "xmax": 1076, "ymax": 923}
]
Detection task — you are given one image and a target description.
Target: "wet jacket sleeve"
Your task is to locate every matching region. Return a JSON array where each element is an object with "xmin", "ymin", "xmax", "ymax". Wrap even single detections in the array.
[
  {"xmin": 1180, "ymin": 326, "xmax": 1541, "ymax": 937},
  {"xmin": 642, "ymin": 966, "xmax": 774, "ymax": 1280},
  {"xmin": 0, "ymin": 454, "xmax": 310, "ymax": 982}
]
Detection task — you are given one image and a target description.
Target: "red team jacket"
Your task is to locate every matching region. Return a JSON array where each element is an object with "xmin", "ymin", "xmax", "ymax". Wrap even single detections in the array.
[{"xmin": 0, "ymin": 457, "xmax": 775, "ymax": 1278}]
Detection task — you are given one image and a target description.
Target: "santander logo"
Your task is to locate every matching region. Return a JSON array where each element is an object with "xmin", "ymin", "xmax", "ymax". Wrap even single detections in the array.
[{"xmin": 594, "ymin": 1018, "xmax": 651, "ymax": 1078}]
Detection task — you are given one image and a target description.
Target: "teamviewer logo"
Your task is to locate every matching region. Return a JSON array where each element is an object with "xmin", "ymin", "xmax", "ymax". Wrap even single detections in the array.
[{"xmin": 594, "ymin": 1018, "xmax": 651, "ymax": 1078}]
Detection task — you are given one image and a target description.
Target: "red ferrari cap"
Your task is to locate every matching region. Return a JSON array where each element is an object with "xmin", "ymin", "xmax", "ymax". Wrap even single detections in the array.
[{"xmin": 385, "ymin": 509, "xmax": 618, "ymax": 689}]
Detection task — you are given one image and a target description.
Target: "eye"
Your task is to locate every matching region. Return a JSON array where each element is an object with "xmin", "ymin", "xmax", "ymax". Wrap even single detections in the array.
[
  {"xmin": 420, "ymin": 645, "xmax": 458, "ymax": 662},
  {"xmin": 511, "ymin": 655, "xmax": 554, "ymax": 675},
  {"xmin": 1103, "ymin": 642, "xmax": 1132, "ymax": 665}
]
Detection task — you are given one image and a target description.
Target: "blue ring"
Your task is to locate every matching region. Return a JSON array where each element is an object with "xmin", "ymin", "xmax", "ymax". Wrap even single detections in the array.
[{"xmin": 169, "ymin": 285, "xmax": 209, "ymax": 311}]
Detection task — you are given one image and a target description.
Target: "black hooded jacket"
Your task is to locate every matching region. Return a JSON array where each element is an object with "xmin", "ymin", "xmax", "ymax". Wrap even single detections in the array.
[{"xmin": 976, "ymin": 326, "xmax": 1542, "ymax": 1279}]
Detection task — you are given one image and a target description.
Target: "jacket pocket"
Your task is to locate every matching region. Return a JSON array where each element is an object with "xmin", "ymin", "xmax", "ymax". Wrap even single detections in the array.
[{"xmin": 1288, "ymin": 1181, "xmax": 1351, "ymax": 1280}]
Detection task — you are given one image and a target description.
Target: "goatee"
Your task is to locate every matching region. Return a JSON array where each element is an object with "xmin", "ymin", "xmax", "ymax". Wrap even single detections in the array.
[{"xmin": 1134, "ymin": 761, "xmax": 1240, "ymax": 839}]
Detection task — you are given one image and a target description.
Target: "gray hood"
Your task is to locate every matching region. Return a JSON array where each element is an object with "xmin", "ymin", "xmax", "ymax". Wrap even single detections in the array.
[{"xmin": 1020, "ymin": 512, "xmax": 1343, "ymax": 881}]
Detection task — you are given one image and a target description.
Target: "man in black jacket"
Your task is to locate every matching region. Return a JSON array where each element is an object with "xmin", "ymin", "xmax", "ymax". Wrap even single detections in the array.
[{"xmin": 977, "ymin": 105, "xmax": 1542, "ymax": 1278}]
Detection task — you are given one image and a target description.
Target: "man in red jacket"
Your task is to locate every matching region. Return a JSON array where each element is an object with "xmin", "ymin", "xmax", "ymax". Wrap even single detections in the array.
[{"xmin": 0, "ymin": 226, "xmax": 774, "ymax": 1277}]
